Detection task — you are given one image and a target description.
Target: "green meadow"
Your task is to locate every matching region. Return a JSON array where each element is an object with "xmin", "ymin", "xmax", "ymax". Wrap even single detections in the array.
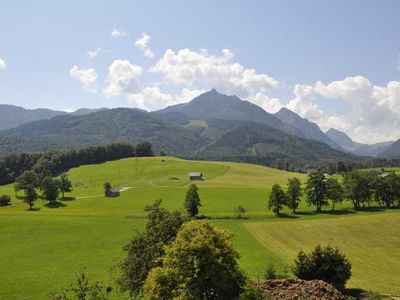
[{"xmin": 0, "ymin": 157, "xmax": 399, "ymax": 299}]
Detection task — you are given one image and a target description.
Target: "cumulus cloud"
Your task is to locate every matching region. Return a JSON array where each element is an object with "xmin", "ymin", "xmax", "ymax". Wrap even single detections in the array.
[
  {"xmin": 87, "ymin": 47, "xmax": 101, "ymax": 59},
  {"xmin": 135, "ymin": 33, "xmax": 154, "ymax": 59},
  {"xmin": 0, "ymin": 57, "xmax": 6, "ymax": 70},
  {"xmin": 128, "ymin": 87, "xmax": 205, "ymax": 111},
  {"xmin": 69, "ymin": 66, "xmax": 98, "ymax": 90},
  {"xmin": 286, "ymin": 76, "xmax": 400, "ymax": 143},
  {"xmin": 151, "ymin": 48, "xmax": 279, "ymax": 96},
  {"xmin": 111, "ymin": 28, "xmax": 128, "ymax": 38},
  {"xmin": 103, "ymin": 59, "xmax": 143, "ymax": 97}
]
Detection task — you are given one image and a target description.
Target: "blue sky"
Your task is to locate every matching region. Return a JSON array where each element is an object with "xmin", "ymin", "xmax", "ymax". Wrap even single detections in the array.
[{"xmin": 1, "ymin": 0, "xmax": 400, "ymax": 143}]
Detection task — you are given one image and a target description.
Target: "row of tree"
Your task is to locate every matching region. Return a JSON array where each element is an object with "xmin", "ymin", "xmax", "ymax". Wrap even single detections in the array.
[
  {"xmin": 13, "ymin": 171, "xmax": 73, "ymax": 209},
  {"xmin": 0, "ymin": 142, "xmax": 153, "ymax": 185},
  {"xmin": 269, "ymin": 169, "xmax": 400, "ymax": 215}
]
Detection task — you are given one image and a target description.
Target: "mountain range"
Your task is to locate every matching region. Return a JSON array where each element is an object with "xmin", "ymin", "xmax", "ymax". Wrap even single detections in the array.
[{"xmin": 0, "ymin": 90, "xmax": 399, "ymax": 166}]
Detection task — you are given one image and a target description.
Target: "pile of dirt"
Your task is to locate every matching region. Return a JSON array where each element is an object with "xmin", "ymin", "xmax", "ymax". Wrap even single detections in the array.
[{"xmin": 257, "ymin": 278, "xmax": 346, "ymax": 300}]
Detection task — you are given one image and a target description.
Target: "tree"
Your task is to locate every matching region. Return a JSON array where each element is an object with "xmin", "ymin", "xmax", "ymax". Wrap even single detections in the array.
[
  {"xmin": 268, "ymin": 184, "xmax": 287, "ymax": 216},
  {"xmin": 0, "ymin": 194, "xmax": 11, "ymax": 206},
  {"xmin": 234, "ymin": 205, "xmax": 246, "ymax": 219},
  {"xmin": 15, "ymin": 170, "xmax": 39, "ymax": 191},
  {"xmin": 292, "ymin": 245, "xmax": 352, "ymax": 290},
  {"xmin": 118, "ymin": 200, "xmax": 187, "ymax": 297},
  {"xmin": 343, "ymin": 170, "xmax": 373, "ymax": 209},
  {"xmin": 42, "ymin": 177, "xmax": 60, "ymax": 202},
  {"xmin": 305, "ymin": 170, "xmax": 328, "ymax": 212},
  {"xmin": 135, "ymin": 141, "xmax": 154, "ymax": 157},
  {"xmin": 103, "ymin": 182, "xmax": 112, "ymax": 192},
  {"xmin": 48, "ymin": 271, "xmax": 111, "ymax": 300},
  {"xmin": 143, "ymin": 220, "xmax": 246, "ymax": 300},
  {"xmin": 24, "ymin": 184, "xmax": 38, "ymax": 210},
  {"xmin": 286, "ymin": 177, "xmax": 302, "ymax": 213},
  {"xmin": 59, "ymin": 173, "xmax": 73, "ymax": 199},
  {"xmin": 184, "ymin": 184, "xmax": 201, "ymax": 218},
  {"xmin": 326, "ymin": 178, "xmax": 344, "ymax": 211}
]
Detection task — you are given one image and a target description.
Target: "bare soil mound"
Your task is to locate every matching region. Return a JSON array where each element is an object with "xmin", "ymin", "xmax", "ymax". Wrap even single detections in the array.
[{"xmin": 258, "ymin": 278, "xmax": 346, "ymax": 300}]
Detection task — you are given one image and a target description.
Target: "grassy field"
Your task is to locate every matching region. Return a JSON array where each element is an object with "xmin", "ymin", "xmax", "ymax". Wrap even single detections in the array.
[{"xmin": 0, "ymin": 156, "xmax": 399, "ymax": 299}]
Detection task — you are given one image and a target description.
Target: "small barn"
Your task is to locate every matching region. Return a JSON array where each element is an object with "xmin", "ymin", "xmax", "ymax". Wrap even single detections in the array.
[
  {"xmin": 105, "ymin": 189, "xmax": 120, "ymax": 197},
  {"xmin": 189, "ymin": 172, "xmax": 203, "ymax": 180}
]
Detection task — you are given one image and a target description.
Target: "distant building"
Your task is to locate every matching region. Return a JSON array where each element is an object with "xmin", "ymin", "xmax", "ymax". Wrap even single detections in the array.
[
  {"xmin": 105, "ymin": 189, "xmax": 120, "ymax": 197},
  {"xmin": 189, "ymin": 172, "xmax": 203, "ymax": 180}
]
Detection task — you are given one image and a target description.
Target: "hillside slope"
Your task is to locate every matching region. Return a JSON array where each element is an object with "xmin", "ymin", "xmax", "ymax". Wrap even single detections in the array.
[
  {"xmin": 275, "ymin": 108, "xmax": 341, "ymax": 150},
  {"xmin": 326, "ymin": 128, "xmax": 394, "ymax": 156}
]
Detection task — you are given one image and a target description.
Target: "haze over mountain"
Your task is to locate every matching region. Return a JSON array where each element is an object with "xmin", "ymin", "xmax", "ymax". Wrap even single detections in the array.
[
  {"xmin": 0, "ymin": 105, "xmax": 109, "ymax": 131},
  {"xmin": 275, "ymin": 108, "xmax": 341, "ymax": 150},
  {"xmin": 325, "ymin": 128, "xmax": 394, "ymax": 157}
]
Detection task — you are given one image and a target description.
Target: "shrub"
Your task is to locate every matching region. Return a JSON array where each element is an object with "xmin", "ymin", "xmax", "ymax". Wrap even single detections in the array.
[
  {"xmin": 239, "ymin": 282, "xmax": 268, "ymax": 300},
  {"xmin": 264, "ymin": 263, "xmax": 277, "ymax": 280},
  {"xmin": 292, "ymin": 245, "xmax": 352, "ymax": 290},
  {"xmin": 0, "ymin": 194, "xmax": 11, "ymax": 206},
  {"xmin": 143, "ymin": 220, "xmax": 246, "ymax": 299},
  {"xmin": 234, "ymin": 205, "xmax": 246, "ymax": 219}
]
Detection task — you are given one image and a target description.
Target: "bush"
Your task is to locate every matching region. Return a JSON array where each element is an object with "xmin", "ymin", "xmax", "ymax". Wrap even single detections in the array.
[
  {"xmin": 0, "ymin": 194, "xmax": 11, "ymax": 206},
  {"xmin": 292, "ymin": 245, "xmax": 352, "ymax": 290},
  {"xmin": 143, "ymin": 220, "xmax": 246, "ymax": 299},
  {"xmin": 264, "ymin": 263, "xmax": 277, "ymax": 280},
  {"xmin": 239, "ymin": 283, "xmax": 268, "ymax": 300}
]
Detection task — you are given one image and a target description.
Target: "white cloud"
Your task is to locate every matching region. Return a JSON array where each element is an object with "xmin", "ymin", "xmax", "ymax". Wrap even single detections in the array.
[
  {"xmin": 111, "ymin": 29, "xmax": 128, "ymax": 38},
  {"xmin": 69, "ymin": 65, "xmax": 98, "ymax": 90},
  {"xmin": 103, "ymin": 59, "xmax": 143, "ymax": 97},
  {"xmin": 63, "ymin": 108, "xmax": 75, "ymax": 113},
  {"xmin": 151, "ymin": 48, "xmax": 279, "ymax": 97},
  {"xmin": 87, "ymin": 47, "xmax": 101, "ymax": 59},
  {"xmin": 0, "ymin": 57, "xmax": 6, "ymax": 70},
  {"xmin": 286, "ymin": 76, "xmax": 400, "ymax": 143},
  {"xmin": 128, "ymin": 87, "xmax": 205, "ymax": 111},
  {"xmin": 135, "ymin": 33, "xmax": 155, "ymax": 59},
  {"xmin": 248, "ymin": 92, "xmax": 283, "ymax": 114}
]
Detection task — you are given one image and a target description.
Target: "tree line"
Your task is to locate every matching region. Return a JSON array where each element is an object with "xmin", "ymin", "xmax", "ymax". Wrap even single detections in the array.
[
  {"xmin": 0, "ymin": 142, "xmax": 153, "ymax": 185},
  {"xmin": 269, "ymin": 169, "xmax": 400, "ymax": 215}
]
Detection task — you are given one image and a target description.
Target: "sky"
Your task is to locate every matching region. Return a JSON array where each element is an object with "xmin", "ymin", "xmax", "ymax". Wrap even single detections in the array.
[{"xmin": 0, "ymin": 0, "xmax": 400, "ymax": 144}]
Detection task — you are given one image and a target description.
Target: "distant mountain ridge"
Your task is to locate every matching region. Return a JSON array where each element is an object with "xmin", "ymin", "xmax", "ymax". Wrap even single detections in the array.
[
  {"xmin": 161, "ymin": 89, "xmax": 303, "ymax": 137},
  {"xmin": 275, "ymin": 108, "xmax": 342, "ymax": 150},
  {"xmin": 325, "ymin": 128, "xmax": 394, "ymax": 157},
  {"xmin": 0, "ymin": 104, "xmax": 108, "ymax": 131}
]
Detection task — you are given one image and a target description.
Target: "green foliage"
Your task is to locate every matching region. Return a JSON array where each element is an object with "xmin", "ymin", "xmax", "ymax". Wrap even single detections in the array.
[
  {"xmin": 239, "ymin": 283, "xmax": 268, "ymax": 300},
  {"xmin": 286, "ymin": 177, "xmax": 302, "ymax": 213},
  {"xmin": 24, "ymin": 184, "xmax": 38, "ymax": 210},
  {"xmin": 103, "ymin": 182, "xmax": 112, "ymax": 192},
  {"xmin": 264, "ymin": 263, "xmax": 278, "ymax": 280},
  {"xmin": 48, "ymin": 271, "xmax": 111, "ymax": 300},
  {"xmin": 343, "ymin": 170, "xmax": 374, "ymax": 209},
  {"xmin": 184, "ymin": 183, "xmax": 201, "ymax": 218},
  {"xmin": 59, "ymin": 173, "xmax": 73, "ymax": 199},
  {"xmin": 15, "ymin": 170, "xmax": 39, "ymax": 191},
  {"xmin": 268, "ymin": 184, "xmax": 286, "ymax": 216},
  {"xmin": 0, "ymin": 194, "xmax": 11, "ymax": 206},
  {"xmin": 326, "ymin": 178, "xmax": 344, "ymax": 211},
  {"xmin": 234, "ymin": 205, "xmax": 246, "ymax": 219},
  {"xmin": 292, "ymin": 245, "xmax": 352, "ymax": 290},
  {"xmin": 41, "ymin": 177, "xmax": 60, "ymax": 202},
  {"xmin": 143, "ymin": 220, "xmax": 246, "ymax": 300},
  {"xmin": 305, "ymin": 170, "xmax": 328, "ymax": 212},
  {"xmin": 118, "ymin": 199, "xmax": 187, "ymax": 297}
]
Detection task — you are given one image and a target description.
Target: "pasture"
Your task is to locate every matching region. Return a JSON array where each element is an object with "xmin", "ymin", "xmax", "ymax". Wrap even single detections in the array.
[{"xmin": 0, "ymin": 157, "xmax": 399, "ymax": 299}]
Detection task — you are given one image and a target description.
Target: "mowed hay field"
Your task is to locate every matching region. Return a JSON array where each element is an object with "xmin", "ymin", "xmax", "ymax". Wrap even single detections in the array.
[{"xmin": 0, "ymin": 157, "xmax": 399, "ymax": 298}]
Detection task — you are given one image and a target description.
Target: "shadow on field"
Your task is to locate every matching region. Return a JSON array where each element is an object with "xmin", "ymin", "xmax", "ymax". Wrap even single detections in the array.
[
  {"xmin": 294, "ymin": 211, "xmax": 316, "ymax": 216},
  {"xmin": 355, "ymin": 206, "xmax": 385, "ymax": 212},
  {"xmin": 44, "ymin": 201, "xmax": 67, "ymax": 209},
  {"xmin": 344, "ymin": 287, "xmax": 368, "ymax": 299},
  {"xmin": 278, "ymin": 213, "xmax": 298, "ymax": 219},
  {"xmin": 27, "ymin": 207, "xmax": 41, "ymax": 211},
  {"xmin": 61, "ymin": 197, "xmax": 76, "ymax": 201},
  {"xmin": 320, "ymin": 209, "xmax": 356, "ymax": 215}
]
